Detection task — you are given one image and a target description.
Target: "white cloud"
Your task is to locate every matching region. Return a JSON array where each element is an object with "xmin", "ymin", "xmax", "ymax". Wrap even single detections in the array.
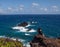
[
  {"xmin": 55, "ymin": 9, "xmax": 59, "ymax": 12},
  {"xmin": 0, "ymin": 4, "xmax": 59, "ymax": 14},
  {"xmin": 52, "ymin": 6, "xmax": 58, "ymax": 8},
  {"xmin": 0, "ymin": 8, "xmax": 7, "ymax": 14},
  {"xmin": 20, "ymin": 5, "xmax": 24, "ymax": 8},
  {"xmin": 8, "ymin": 7, "xmax": 12, "ymax": 10},
  {"xmin": 7, "ymin": 7, "xmax": 15, "ymax": 12},
  {"xmin": 0, "ymin": 9, "xmax": 3, "ymax": 12},
  {"xmin": 32, "ymin": 3, "xmax": 39, "ymax": 7},
  {"xmin": 7, "ymin": 7, "xmax": 19, "ymax": 12},
  {"xmin": 40, "ymin": 8, "xmax": 44, "ymax": 10},
  {"xmin": 7, "ymin": 6, "xmax": 24, "ymax": 13},
  {"xmin": 0, "ymin": 8, "xmax": 4, "ymax": 13},
  {"xmin": 19, "ymin": 5, "xmax": 24, "ymax": 11},
  {"xmin": 40, "ymin": 8, "xmax": 48, "ymax": 12},
  {"xmin": 20, "ymin": 7, "xmax": 23, "ymax": 11},
  {"xmin": 51, "ymin": 6, "xmax": 59, "ymax": 12},
  {"xmin": 44, "ymin": 8, "xmax": 48, "ymax": 11}
]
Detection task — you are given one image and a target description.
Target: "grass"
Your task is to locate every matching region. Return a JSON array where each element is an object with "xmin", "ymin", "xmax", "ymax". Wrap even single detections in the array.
[{"xmin": 0, "ymin": 38, "xmax": 23, "ymax": 47}]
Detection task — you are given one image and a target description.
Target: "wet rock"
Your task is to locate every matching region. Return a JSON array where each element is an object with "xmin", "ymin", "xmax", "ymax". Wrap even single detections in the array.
[
  {"xmin": 27, "ymin": 28, "xmax": 31, "ymax": 31},
  {"xmin": 57, "ymin": 37, "xmax": 60, "ymax": 39},
  {"xmin": 18, "ymin": 22, "xmax": 28, "ymax": 27}
]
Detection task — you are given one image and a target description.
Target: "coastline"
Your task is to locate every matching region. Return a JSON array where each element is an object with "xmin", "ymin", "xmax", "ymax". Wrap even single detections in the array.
[
  {"xmin": 0, "ymin": 36, "xmax": 31, "ymax": 47},
  {"xmin": 30, "ymin": 28, "xmax": 60, "ymax": 47}
]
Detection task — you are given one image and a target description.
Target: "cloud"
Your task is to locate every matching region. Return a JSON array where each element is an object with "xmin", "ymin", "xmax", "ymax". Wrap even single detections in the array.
[
  {"xmin": 7, "ymin": 7, "xmax": 19, "ymax": 12},
  {"xmin": 7, "ymin": 5, "xmax": 24, "ymax": 10},
  {"xmin": 8, "ymin": 7, "xmax": 12, "ymax": 10},
  {"xmin": 0, "ymin": 8, "xmax": 7, "ymax": 14},
  {"xmin": 0, "ymin": 4, "xmax": 60, "ymax": 14},
  {"xmin": 52, "ymin": 6, "xmax": 58, "ymax": 8},
  {"xmin": 40, "ymin": 8, "xmax": 44, "ymax": 10},
  {"xmin": 0, "ymin": 9, "xmax": 3, "ymax": 13},
  {"xmin": 6, "ymin": 5, "xmax": 24, "ymax": 13},
  {"xmin": 20, "ymin": 7, "xmax": 24, "ymax": 11},
  {"xmin": 51, "ymin": 6, "xmax": 59, "ymax": 12},
  {"xmin": 0, "ymin": 8, "xmax": 5, "ymax": 13},
  {"xmin": 7, "ymin": 7, "xmax": 15, "ymax": 12},
  {"xmin": 19, "ymin": 5, "xmax": 24, "ymax": 11},
  {"xmin": 32, "ymin": 3, "xmax": 39, "ymax": 7},
  {"xmin": 20, "ymin": 5, "xmax": 24, "ymax": 8},
  {"xmin": 44, "ymin": 8, "xmax": 48, "ymax": 11},
  {"xmin": 40, "ymin": 8, "xmax": 48, "ymax": 12}
]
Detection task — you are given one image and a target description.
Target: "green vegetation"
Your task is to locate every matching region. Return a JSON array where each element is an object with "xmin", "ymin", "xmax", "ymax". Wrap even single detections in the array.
[{"xmin": 0, "ymin": 38, "xmax": 23, "ymax": 47}]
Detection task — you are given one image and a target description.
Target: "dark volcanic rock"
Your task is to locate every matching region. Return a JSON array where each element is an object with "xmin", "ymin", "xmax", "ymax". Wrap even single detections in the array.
[
  {"xmin": 27, "ymin": 28, "xmax": 31, "ymax": 31},
  {"xmin": 18, "ymin": 22, "xmax": 28, "ymax": 27},
  {"xmin": 37, "ymin": 28, "xmax": 43, "ymax": 35},
  {"xmin": 57, "ymin": 37, "xmax": 60, "ymax": 39},
  {"xmin": 30, "ymin": 28, "xmax": 60, "ymax": 47}
]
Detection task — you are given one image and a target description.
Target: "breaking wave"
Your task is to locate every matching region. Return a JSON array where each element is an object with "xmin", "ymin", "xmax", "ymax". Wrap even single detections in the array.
[
  {"xmin": 12, "ymin": 26, "xmax": 36, "ymax": 32},
  {"xmin": 10, "ymin": 37, "xmax": 25, "ymax": 42},
  {"xmin": 12, "ymin": 22, "xmax": 36, "ymax": 32},
  {"xmin": 0, "ymin": 35, "xmax": 6, "ymax": 38},
  {"xmin": 25, "ymin": 33, "xmax": 30, "ymax": 36},
  {"xmin": 31, "ymin": 21, "xmax": 37, "ymax": 24}
]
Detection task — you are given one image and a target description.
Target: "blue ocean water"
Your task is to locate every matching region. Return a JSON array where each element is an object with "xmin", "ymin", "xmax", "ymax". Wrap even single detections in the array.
[{"xmin": 0, "ymin": 14, "xmax": 60, "ymax": 43}]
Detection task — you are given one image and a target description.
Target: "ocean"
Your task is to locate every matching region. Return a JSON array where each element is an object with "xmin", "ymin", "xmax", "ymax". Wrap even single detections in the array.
[{"xmin": 0, "ymin": 14, "xmax": 60, "ymax": 44}]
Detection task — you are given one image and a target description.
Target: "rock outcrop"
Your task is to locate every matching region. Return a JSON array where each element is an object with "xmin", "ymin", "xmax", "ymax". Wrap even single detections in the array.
[
  {"xmin": 30, "ymin": 28, "xmax": 60, "ymax": 47},
  {"xmin": 18, "ymin": 22, "xmax": 28, "ymax": 27}
]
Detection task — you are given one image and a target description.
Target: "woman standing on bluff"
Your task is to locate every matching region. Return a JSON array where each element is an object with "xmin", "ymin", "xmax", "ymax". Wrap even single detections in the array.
[{"xmin": 30, "ymin": 28, "xmax": 47, "ymax": 47}]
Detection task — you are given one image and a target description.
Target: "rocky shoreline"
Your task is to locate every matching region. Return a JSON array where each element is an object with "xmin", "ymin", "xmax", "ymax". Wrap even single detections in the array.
[
  {"xmin": 0, "ymin": 22, "xmax": 60, "ymax": 47},
  {"xmin": 16, "ymin": 22, "xmax": 60, "ymax": 47},
  {"xmin": 30, "ymin": 28, "xmax": 60, "ymax": 47}
]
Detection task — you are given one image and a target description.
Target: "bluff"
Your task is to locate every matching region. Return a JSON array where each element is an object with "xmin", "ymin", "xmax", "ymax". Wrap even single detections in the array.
[{"xmin": 30, "ymin": 28, "xmax": 60, "ymax": 47}]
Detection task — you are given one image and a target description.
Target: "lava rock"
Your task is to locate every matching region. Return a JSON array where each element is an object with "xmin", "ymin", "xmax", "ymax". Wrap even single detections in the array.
[
  {"xmin": 18, "ymin": 22, "xmax": 28, "ymax": 27},
  {"xmin": 30, "ymin": 28, "xmax": 60, "ymax": 47}
]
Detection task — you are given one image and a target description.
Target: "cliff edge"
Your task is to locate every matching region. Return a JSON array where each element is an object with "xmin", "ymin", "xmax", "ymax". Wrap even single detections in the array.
[{"xmin": 30, "ymin": 28, "xmax": 60, "ymax": 47}]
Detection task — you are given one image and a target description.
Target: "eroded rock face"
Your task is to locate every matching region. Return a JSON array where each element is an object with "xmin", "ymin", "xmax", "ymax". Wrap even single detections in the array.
[
  {"xmin": 57, "ymin": 37, "xmax": 60, "ymax": 39},
  {"xmin": 30, "ymin": 28, "xmax": 60, "ymax": 47},
  {"xmin": 18, "ymin": 22, "xmax": 28, "ymax": 27}
]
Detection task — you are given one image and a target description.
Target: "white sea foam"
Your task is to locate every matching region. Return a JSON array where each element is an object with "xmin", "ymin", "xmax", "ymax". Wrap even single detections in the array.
[
  {"xmin": 28, "ymin": 29, "xmax": 36, "ymax": 32},
  {"xmin": 26, "ymin": 24, "xmax": 31, "ymax": 27},
  {"xmin": 26, "ymin": 23, "xmax": 35, "ymax": 27},
  {"xmin": 0, "ymin": 36, "xmax": 31, "ymax": 47},
  {"xmin": 23, "ymin": 42, "xmax": 31, "ymax": 47},
  {"xmin": 0, "ymin": 35, "xmax": 6, "ymax": 38},
  {"xmin": 32, "ymin": 21, "xmax": 37, "ymax": 23},
  {"xmin": 12, "ymin": 26, "xmax": 36, "ymax": 32},
  {"xmin": 10, "ymin": 37, "xmax": 25, "ymax": 42},
  {"xmin": 26, "ymin": 44, "xmax": 30, "ymax": 47},
  {"xmin": 0, "ymin": 36, "xmax": 25, "ymax": 43},
  {"xmin": 25, "ymin": 33, "xmax": 30, "ymax": 36},
  {"xmin": 12, "ymin": 22, "xmax": 36, "ymax": 33},
  {"xmin": 12, "ymin": 26, "xmax": 28, "ymax": 32},
  {"xmin": 10, "ymin": 38, "xmax": 16, "ymax": 41},
  {"xmin": 11, "ymin": 37, "xmax": 30, "ymax": 47}
]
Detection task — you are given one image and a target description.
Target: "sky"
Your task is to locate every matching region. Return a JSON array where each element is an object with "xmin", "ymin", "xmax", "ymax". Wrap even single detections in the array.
[{"xmin": 0, "ymin": 0, "xmax": 60, "ymax": 14}]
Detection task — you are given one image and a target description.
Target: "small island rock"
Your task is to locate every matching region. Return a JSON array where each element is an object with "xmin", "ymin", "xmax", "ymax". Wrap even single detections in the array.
[{"xmin": 18, "ymin": 22, "xmax": 28, "ymax": 27}]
